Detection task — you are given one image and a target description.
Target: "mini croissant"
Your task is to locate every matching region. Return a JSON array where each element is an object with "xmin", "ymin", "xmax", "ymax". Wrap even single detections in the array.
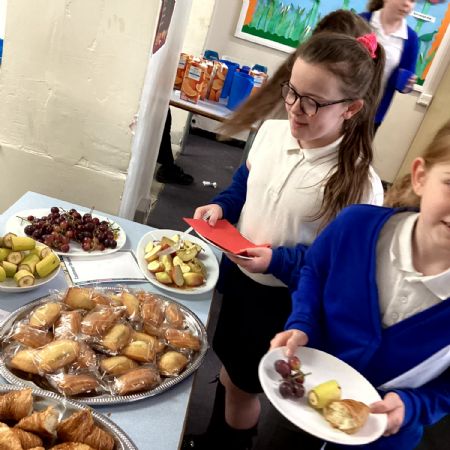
[
  {"xmin": 0, "ymin": 422, "xmax": 23, "ymax": 450},
  {"xmin": 0, "ymin": 389, "xmax": 33, "ymax": 421},
  {"xmin": 323, "ymin": 399, "xmax": 370, "ymax": 434},
  {"xmin": 15, "ymin": 405, "xmax": 59, "ymax": 437},
  {"xmin": 50, "ymin": 444, "xmax": 96, "ymax": 450},
  {"xmin": 12, "ymin": 427, "xmax": 43, "ymax": 448}
]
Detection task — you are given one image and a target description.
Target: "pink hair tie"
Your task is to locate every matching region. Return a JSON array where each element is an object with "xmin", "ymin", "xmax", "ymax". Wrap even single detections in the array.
[{"xmin": 357, "ymin": 33, "xmax": 378, "ymax": 59}]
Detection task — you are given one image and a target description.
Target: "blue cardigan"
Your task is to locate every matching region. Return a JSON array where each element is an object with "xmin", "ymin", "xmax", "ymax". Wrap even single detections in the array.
[
  {"xmin": 211, "ymin": 163, "xmax": 308, "ymax": 290},
  {"xmin": 361, "ymin": 11, "xmax": 419, "ymax": 125},
  {"xmin": 286, "ymin": 205, "xmax": 450, "ymax": 449}
]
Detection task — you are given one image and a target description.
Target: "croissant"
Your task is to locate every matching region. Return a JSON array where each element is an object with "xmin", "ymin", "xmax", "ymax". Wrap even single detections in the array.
[
  {"xmin": 54, "ymin": 311, "xmax": 82, "ymax": 339},
  {"xmin": 0, "ymin": 422, "xmax": 23, "ymax": 450},
  {"xmin": 323, "ymin": 399, "xmax": 370, "ymax": 434},
  {"xmin": 29, "ymin": 303, "xmax": 62, "ymax": 328},
  {"xmin": 11, "ymin": 428, "xmax": 43, "ymax": 448},
  {"xmin": 57, "ymin": 409, "xmax": 115, "ymax": 450},
  {"xmin": 15, "ymin": 405, "xmax": 59, "ymax": 437},
  {"xmin": 12, "ymin": 324, "xmax": 53, "ymax": 348},
  {"xmin": 50, "ymin": 444, "xmax": 96, "ymax": 450},
  {"xmin": 0, "ymin": 389, "xmax": 33, "ymax": 421}
]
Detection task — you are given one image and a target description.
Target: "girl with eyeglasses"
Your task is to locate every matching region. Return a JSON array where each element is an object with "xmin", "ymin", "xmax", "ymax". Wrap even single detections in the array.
[{"xmin": 185, "ymin": 12, "xmax": 385, "ymax": 450}]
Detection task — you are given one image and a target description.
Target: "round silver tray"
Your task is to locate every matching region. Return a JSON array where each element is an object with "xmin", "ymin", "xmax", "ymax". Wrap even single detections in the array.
[
  {"xmin": 0, "ymin": 383, "xmax": 137, "ymax": 449},
  {"xmin": 0, "ymin": 287, "xmax": 208, "ymax": 405}
]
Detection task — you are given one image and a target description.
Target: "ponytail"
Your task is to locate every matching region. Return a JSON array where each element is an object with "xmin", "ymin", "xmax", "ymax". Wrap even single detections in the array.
[{"xmin": 367, "ymin": 1, "xmax": 384, "ymax": 12}]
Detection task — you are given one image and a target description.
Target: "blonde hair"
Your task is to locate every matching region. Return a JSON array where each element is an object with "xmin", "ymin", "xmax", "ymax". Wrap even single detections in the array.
[{"xmin": 384, "ymin": 120, "xmax": 450, "ymax": 207}]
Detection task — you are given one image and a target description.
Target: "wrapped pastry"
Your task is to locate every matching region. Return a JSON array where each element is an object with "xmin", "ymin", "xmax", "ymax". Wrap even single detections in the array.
[
  {"xmin": 50, "ymin": 444, "xmax": 96, "ymax": 450},
  {"xmin": 158, "ymin": 351, "xmax": 189, "ymax": 376},
  {"xmin": 57, "ymin": 409, "xmax": 115, "ymax": 450},
  {"xmin": 119, "ymin": 292, "xmax": 141, "ymax": 320},
  {"xmin": 54, "ymin": 311, "xmax": 82, "ymax": 339},
  {"xmin": 92, "ymin": 292, "xmax": 121, "ymax": 307},
  {"xmin": 323, "ymin": 399, "xmax": 370, "ymax": 434},
  {"xmin": 99, "ymin": 356, "xmax": 138, "ymax": 376},
  {"xmin": 12, "ymin": 428, "xmax": 43, "ymax": 448},
  {"xmin": 121, "ymin": 340, "xmax": 156, "ymax": 363},
  {"xmin": 165, "ymin": 328, "xmax": 201, "ymax": 351},
  {"xmin": 100, "ymin": 323, "xmax": 131, "ymax": 353},
  {"xmin": 164, "ymin": 303, "xmax": 185, "ymax": 329},
  {"xmin": 141, "ymin": 297, "xmax": 165, "ymax": 328},
  {"xmin": 29, "ymin": 303, "xmax": 62, "ymax": 329},
  {"xmin": 73, "ymin": 342, "xmax": 97, "ymax": 370},
  {"xmin": 16, "ymin": 405, "xmax": 59, "ymax": 437},
  {"xmin": 12, "ymin": 324, "xmax": 53, "ymax": 349},
  {"xmin": 37, "ymin": 340, "xmax": 80, "ymax": 373},
  {"xmin": 131, "ymin": 331, "xmax": 165, "ymax": 353},
  {"xmin": 64, "ymin": 288, "xmax": 95, "ymax": 311},
  {"xmin": 80, "ymin": 306, "xmax": 123, "ymax": 337},
  {"xmin": 0, "ymin": 389, "xmax": 33, "ymax": 421},
  {"xmin": 113, "ymin": 367, "xmax": 160, "ymax": 395},
  {"xmin": 55, "ymin": 374, "xmax": 100, "ymax": 396},
  {"xmin": 0, "ymin": 423, "xmax": 23, "ymax": 450},
  {"xmin": 9, "ymin": 349, "xmax": 40, "ymax": 375},
  {"xmin": 142, "ymin": 322, "xmax": 165, "ymax": 338}
]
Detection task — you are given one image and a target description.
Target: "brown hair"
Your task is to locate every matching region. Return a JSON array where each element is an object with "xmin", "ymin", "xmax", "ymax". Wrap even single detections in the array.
[
  {"xmin": 367, "ymin": 0, "xmax": 384, "ymax": 12},
  {"xmin": 293, "ymin": 32, "xmax": 385, "ymax": 226},
  {"xmin": 384, "ymin": 120, "xmax": 450, "ymax": 208},
  {"xmin": 219, "ymin": 10, "xmax": 373, "ymax": 136}
]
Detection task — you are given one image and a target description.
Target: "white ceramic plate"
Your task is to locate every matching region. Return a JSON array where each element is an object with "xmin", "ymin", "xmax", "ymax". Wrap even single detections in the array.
[
  {"xmin": 136, "ymin": 229, "xmax": 219, "ymax": 295},
  {"xmin": 193, "ymin": 230, "xmax": 253, "ymax": 260},
  {"xmin": 4, "ymin": 208, "xmax": 126, "ymax": 257},
  {"xmin": 0, "ymin": 264, "xmax": 61, "ymax": 293},
  {"xmin": 258, "ymin": 347, "xmax": 387, "ymax": 446}
]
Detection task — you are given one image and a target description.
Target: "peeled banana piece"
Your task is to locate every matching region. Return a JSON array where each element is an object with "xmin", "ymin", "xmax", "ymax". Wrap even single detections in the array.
[
  {"xmin": 14, "ymin": 269, "xmax": 35, "ymax": 287},
  {"xmin": 308, "ymin": 380, "xmax": 342, "ymax": 409},
  {"xmin": 11, "ymin": 236, "xmax": 36, "ymax": 251},
  {"xmin": 36, "ymin": 252, "xmax": 60, "ymax": 278}
]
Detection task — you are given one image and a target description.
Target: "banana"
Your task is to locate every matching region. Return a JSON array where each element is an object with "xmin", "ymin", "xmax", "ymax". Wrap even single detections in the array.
[
  {"xmin": 35, "ymin": 252, "xmax": 60, "ymax": 278},
  {"xmin": 14, "ymin": 269, "xmax": 35, "ymax": 287},
  {"xmin": 31, "ymin": 245, "xmax": 51, "ymax": 259},
  {"xmin": 11, "ymin": 236, "xmax": 36, "ymax": 251},
  {"xmin": 0, "ymin": 248, "xmax": 11, "ymax": 262},
  {"xmin": 1, "ymin": 261, "xmax": 17, "ymax": 277},
  {"xmin": 308, "ymin": 380, "xmax": 342, "ymax": 409},
  {"xmin": 18, "ymin": 253, "xmax": 40, "ymax": 274},
  {"xmin": 2, "ymin": 232, "xmax": 17, "ymax": 248},
  {"xmin": 0, "ymin": 266, "xmax": 5, "ymax": 282},
  {"xmin": 6, "ymin": 251, "xmax": 23, "ymax": 265}
]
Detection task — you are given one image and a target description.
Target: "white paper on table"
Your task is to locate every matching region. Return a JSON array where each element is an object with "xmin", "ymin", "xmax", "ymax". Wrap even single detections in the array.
[{"xmin": 62, "ymin": 251, "xmax": 146, "ymax": 285}]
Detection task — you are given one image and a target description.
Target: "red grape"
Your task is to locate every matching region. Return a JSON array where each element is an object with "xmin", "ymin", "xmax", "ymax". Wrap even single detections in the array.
[
  {"xmin": 288, "ymin": 356, "xmax": 301, "ymax": 371},
  {"xmin": 274, "ymin": 360, "xmax": 291, "ymax": 378}
]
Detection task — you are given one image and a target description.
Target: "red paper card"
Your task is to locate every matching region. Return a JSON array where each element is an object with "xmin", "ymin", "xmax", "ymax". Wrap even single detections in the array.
[{"xmin": 183, "ymin": 218, "xmax": 268, "ymax": 255}]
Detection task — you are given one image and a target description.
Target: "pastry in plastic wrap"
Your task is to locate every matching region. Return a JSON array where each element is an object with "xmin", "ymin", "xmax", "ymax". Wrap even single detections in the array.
[
  {"xmin": 130, "ymin": 331, "xmax": 165, "ymax": 353},
  {"xmin": 73, "ymin": 342, "xmax": 97, "ymax": 370},
  {"xmin": 16, "ymin": 405, "xmax": 59, "ymax": 437},
  {"xmin": 37, "ymin": 340, "xmax": 80, "ymax": 373},
  {"xmin": 57, "ymin": 409, "xmax": 115, "ymax": 450},
  {"xmin": 12, "ymin": 427, "xmax": 43, "ymax": 448},
  {"xmin": 29, "ymin": 303, "xmax": 62, "ymax": 329},
  {"xmin": 164, "ymin": 303, "xmax": 185, "ymax": 329},
  {"xmin": 12, "ymin": 324, "xmax": 53, "ymax": 349},
  {"xmin": 55, "ymin": 374, "xmax": 100, "ymax": 396},
  {"xmin": 158, "ymin": 351, "xmax": 189, "ymax": 376},
  {"xmin": 323, "ymin": 399, "xmax": 370, "ymax": 434},
  {"xmin": 121, "ymin": 340, "xmax": 156, "ymax": 363},
  {"xmin": 99, "ymin": 356, "xmax": 138, "ymax": 376},
  {"xmin": 165, "ymin": 328, "xmax": 201, "ymax": 351},
  {"xmin": 119, "ymin": 292, "xmax": 140, "ymax": 321},
  {"xmin": 141, "ymin": 297, "xmax": 165, "ymax": 328},
  {"xmin": 0, "ymin": 423, "xmax": 23, "ymax": 450},
  {"xmin": 53, "ymin": 311, "xmax": 82, "ymax": 340},
  {"xmin": 101, "ymin": 323, "xmax": 131, "ymax": 353},
  {"xmin": 0, "ymin": 388, "xmax": 33, "ymax": 421},
  {"xmin": 63, "ymin": 288, "xmax": 95, "ymax": 311},
  {"xmin": 50, "ymin": 444, "xmax": 96, "ymax": 450},
  {"xmin": 9, "ymin": 348, "xmax": 40, "ymax": 375},
  {"xmin": 113, "ymin": 367, "xmax": 160, "ymax": 395},
  {"xmin": 80, "ymin": 306, "xmax": 124, "ymax": 337}
]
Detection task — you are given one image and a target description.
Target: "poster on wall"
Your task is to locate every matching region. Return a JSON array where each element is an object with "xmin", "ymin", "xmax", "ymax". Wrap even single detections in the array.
[
  {"xmin": 152, "ymin": 0, "xmax": 176, "ymax": 54},
  {"xmin": 235, "ymin": 0, "xmax": 449, "ymax": 84}
]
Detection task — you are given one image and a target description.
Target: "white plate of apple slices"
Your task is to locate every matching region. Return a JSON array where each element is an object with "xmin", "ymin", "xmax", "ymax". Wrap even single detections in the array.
[{"xmin": 136, "ymin": 229, "xmax": 219, "ymax": 295}]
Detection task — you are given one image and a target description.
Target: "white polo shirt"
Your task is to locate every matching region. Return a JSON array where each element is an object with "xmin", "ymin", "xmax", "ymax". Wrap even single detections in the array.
[
  {"xmin": 370, "ymin": 9, "xmax": 408, "ymax": 91},
  {"xmin": 238, "ymin": 120, "xmax": 384, "ymax": 286},
  {"xmin": 377, "ymin": 212, "xmax": 450, "ymax": 328}
]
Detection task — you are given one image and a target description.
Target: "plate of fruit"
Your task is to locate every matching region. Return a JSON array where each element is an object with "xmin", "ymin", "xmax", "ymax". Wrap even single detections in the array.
[
  {"xmin": 136, "ymin": 229, "xmax": 219, "ymax": 295},
  {"xmin": 258, "ymin": 347, "xmax": 387, "ymax": 445},
  {"xmin": 0, "ymin": 233, "xmax": 61, "ymax": 293},
  {"xmin": 5, "ymin": 207, "xmax": 126, "ymax": 257}
]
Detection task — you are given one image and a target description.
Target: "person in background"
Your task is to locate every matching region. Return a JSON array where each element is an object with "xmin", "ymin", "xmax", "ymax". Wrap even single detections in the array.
[
  {"xmin": 155, "ymin": 109, "xmax": 194, "ymax": 185},
  {"xmin": 270, "ymin": 120, "xmax": 450, "ymax": 450},
  {"xmin": 183, "ymin": 11, "xmax": 386, "ymax": 450},
  {"xmin": 361, "ymin": 0, "xmax": 419, "ymax": 131}
]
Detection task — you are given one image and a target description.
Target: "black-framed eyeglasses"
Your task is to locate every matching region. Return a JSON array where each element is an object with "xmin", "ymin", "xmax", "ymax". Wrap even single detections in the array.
[{"xmin": 281, "ymin": 81, "xmax": 353, "ymax": 117}]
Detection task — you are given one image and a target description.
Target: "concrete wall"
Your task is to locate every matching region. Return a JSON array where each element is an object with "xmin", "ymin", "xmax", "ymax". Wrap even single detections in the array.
[{"xmin": 0, "ymin": 0, "xmax": 159, "ymax": 214}]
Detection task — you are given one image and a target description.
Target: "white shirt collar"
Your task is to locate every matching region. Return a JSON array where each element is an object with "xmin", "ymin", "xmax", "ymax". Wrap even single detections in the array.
[
  {"xmin": 283, "ymin": 133, "xmax": 343, "ymax": 163},
  {"xmin": 371, "ymin": 9, "xmax": 408, "ymax": 40},
  {"xmin": 390, "ymin": 212, "xmax": 450, "ymax": 300}
]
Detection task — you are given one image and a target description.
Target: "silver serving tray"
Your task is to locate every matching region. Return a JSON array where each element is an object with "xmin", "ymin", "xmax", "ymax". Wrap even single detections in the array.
[
  {"xmin": 0, "ymin": 383, "xmax": 137, "ymax": 449},
  {"xmin": 0, "ymin": 287, "xmax": 208, "ymax": 405}
]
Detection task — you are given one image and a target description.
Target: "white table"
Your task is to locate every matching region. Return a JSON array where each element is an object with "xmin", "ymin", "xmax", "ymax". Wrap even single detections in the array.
[{"xmin": 0, "ymin": 191, "xmax": 220, "ymax": 450}]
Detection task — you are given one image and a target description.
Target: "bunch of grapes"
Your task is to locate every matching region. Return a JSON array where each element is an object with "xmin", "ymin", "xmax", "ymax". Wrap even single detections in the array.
[
  {"xmin": 274, "ymin": 356, "xmax": 310, "ymax": 400},
  {"xmin": 21, "ymin": 207, "xmax": 119, "ymax": 253}
]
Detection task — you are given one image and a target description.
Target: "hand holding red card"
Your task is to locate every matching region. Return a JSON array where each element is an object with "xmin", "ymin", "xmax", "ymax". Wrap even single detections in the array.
[{"xmin": 183, "ymin": 218, "xmax": 270, "ymax": 255}]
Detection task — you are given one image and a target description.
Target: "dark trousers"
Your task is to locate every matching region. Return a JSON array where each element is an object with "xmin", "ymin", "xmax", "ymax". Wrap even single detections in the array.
[{"xmin": 157, "ymin": 109, "xmax": 175, "ymax": 167}]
